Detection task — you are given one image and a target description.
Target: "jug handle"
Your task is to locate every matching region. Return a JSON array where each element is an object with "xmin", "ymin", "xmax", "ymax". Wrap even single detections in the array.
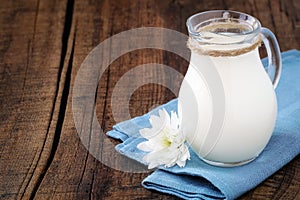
[{"xmin": 260, "ymin": 28, "xmax": 282, "ymax": 89}]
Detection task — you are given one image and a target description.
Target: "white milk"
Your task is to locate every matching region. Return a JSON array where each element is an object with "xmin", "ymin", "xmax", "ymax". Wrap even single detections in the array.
[{"xmin": 178, "ymin": 46, "xmax": 277, "ymax": 165}]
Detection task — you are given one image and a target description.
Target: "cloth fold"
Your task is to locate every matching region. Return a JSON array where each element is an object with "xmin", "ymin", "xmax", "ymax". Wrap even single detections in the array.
[{"xmin": 107, "ymin": 50, "xmax": 300, "ymax": 200}]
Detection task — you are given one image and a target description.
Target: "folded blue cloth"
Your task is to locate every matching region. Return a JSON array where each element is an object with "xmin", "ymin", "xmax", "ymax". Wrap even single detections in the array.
[{"xmin": 107, "ymin": 50, "xmax": 300, "ymax": 200}]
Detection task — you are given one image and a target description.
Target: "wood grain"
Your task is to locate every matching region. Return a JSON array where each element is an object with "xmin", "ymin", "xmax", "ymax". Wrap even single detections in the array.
[
  {"xmin": 0, "ymin": 0, "xmax": 68, "ymax": 199},
  {"xmin": 0, "ymin": 0, "xmax": 299, "ymax": 199}
]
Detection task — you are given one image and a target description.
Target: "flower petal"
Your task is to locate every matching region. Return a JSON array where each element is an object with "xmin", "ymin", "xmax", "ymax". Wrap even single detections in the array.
[
  {"xmin": 149, "ymin": 114, "xmax": 165, "ymax": 130},
  {"xmin": 139, "ymin": 127, "xmax": 156, "ymax": 139},
  {"xmin": 159, "ymin": 109, "xmax": 170, "ymax": 126},
  {"xmin": 170, "ymin": 111, "xmax": 180, "ymax": 130},
  {"xmin": 137, "ymin": 141, "xmax": 153, "ymax": 152},
  {"xmin": 176, "ymin": 159, "xmax": 186, "ymax": 168}
]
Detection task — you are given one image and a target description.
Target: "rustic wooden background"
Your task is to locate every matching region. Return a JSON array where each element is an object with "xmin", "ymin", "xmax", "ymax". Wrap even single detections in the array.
[{"xmin": 1, "ymin": 0, "xmax": 299, "ymax": 199}]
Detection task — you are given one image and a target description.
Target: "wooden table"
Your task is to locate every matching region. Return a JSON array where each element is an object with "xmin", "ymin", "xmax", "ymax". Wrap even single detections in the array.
[{"xmin": 1, "ymin": 0, "xmax": 300, "ymax": 199}]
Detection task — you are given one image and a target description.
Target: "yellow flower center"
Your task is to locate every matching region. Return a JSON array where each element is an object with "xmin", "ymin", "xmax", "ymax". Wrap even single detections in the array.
[{"xmin": 162, "ymin": 136, "xmax": 171, "ymax": 147}]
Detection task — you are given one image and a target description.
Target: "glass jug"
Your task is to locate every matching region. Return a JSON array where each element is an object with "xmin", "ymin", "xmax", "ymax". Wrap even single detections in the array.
[{"xmin": 178, "ymin": 10, "xmax": 282, "ymax": 167}]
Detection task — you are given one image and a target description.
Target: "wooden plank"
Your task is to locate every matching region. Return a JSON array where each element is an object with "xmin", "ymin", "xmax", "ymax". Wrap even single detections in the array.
[
  {"xmin": 0, "ymin": 0, "xmax": 68, "ymax": 199},
  {"xmin": 280, "ymin": 0, "xmax": 300, "ymax": 48}
]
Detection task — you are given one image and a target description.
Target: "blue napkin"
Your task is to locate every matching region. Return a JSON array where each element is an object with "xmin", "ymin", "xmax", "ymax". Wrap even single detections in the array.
[{"xmin": 107, "ymin": 50, "xmax": 300, "ymax": 200}]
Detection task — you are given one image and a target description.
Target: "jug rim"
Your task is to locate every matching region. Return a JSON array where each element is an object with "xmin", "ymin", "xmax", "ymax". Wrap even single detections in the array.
[{"xmin": 186, "ymin": 10, "xmax": 261, "ymax": 45}]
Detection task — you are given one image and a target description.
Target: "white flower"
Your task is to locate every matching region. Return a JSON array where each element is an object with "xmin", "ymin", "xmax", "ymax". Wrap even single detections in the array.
[{"xmin": 137, "ymin": 108, "xmax": 190, "ymax": 169}]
